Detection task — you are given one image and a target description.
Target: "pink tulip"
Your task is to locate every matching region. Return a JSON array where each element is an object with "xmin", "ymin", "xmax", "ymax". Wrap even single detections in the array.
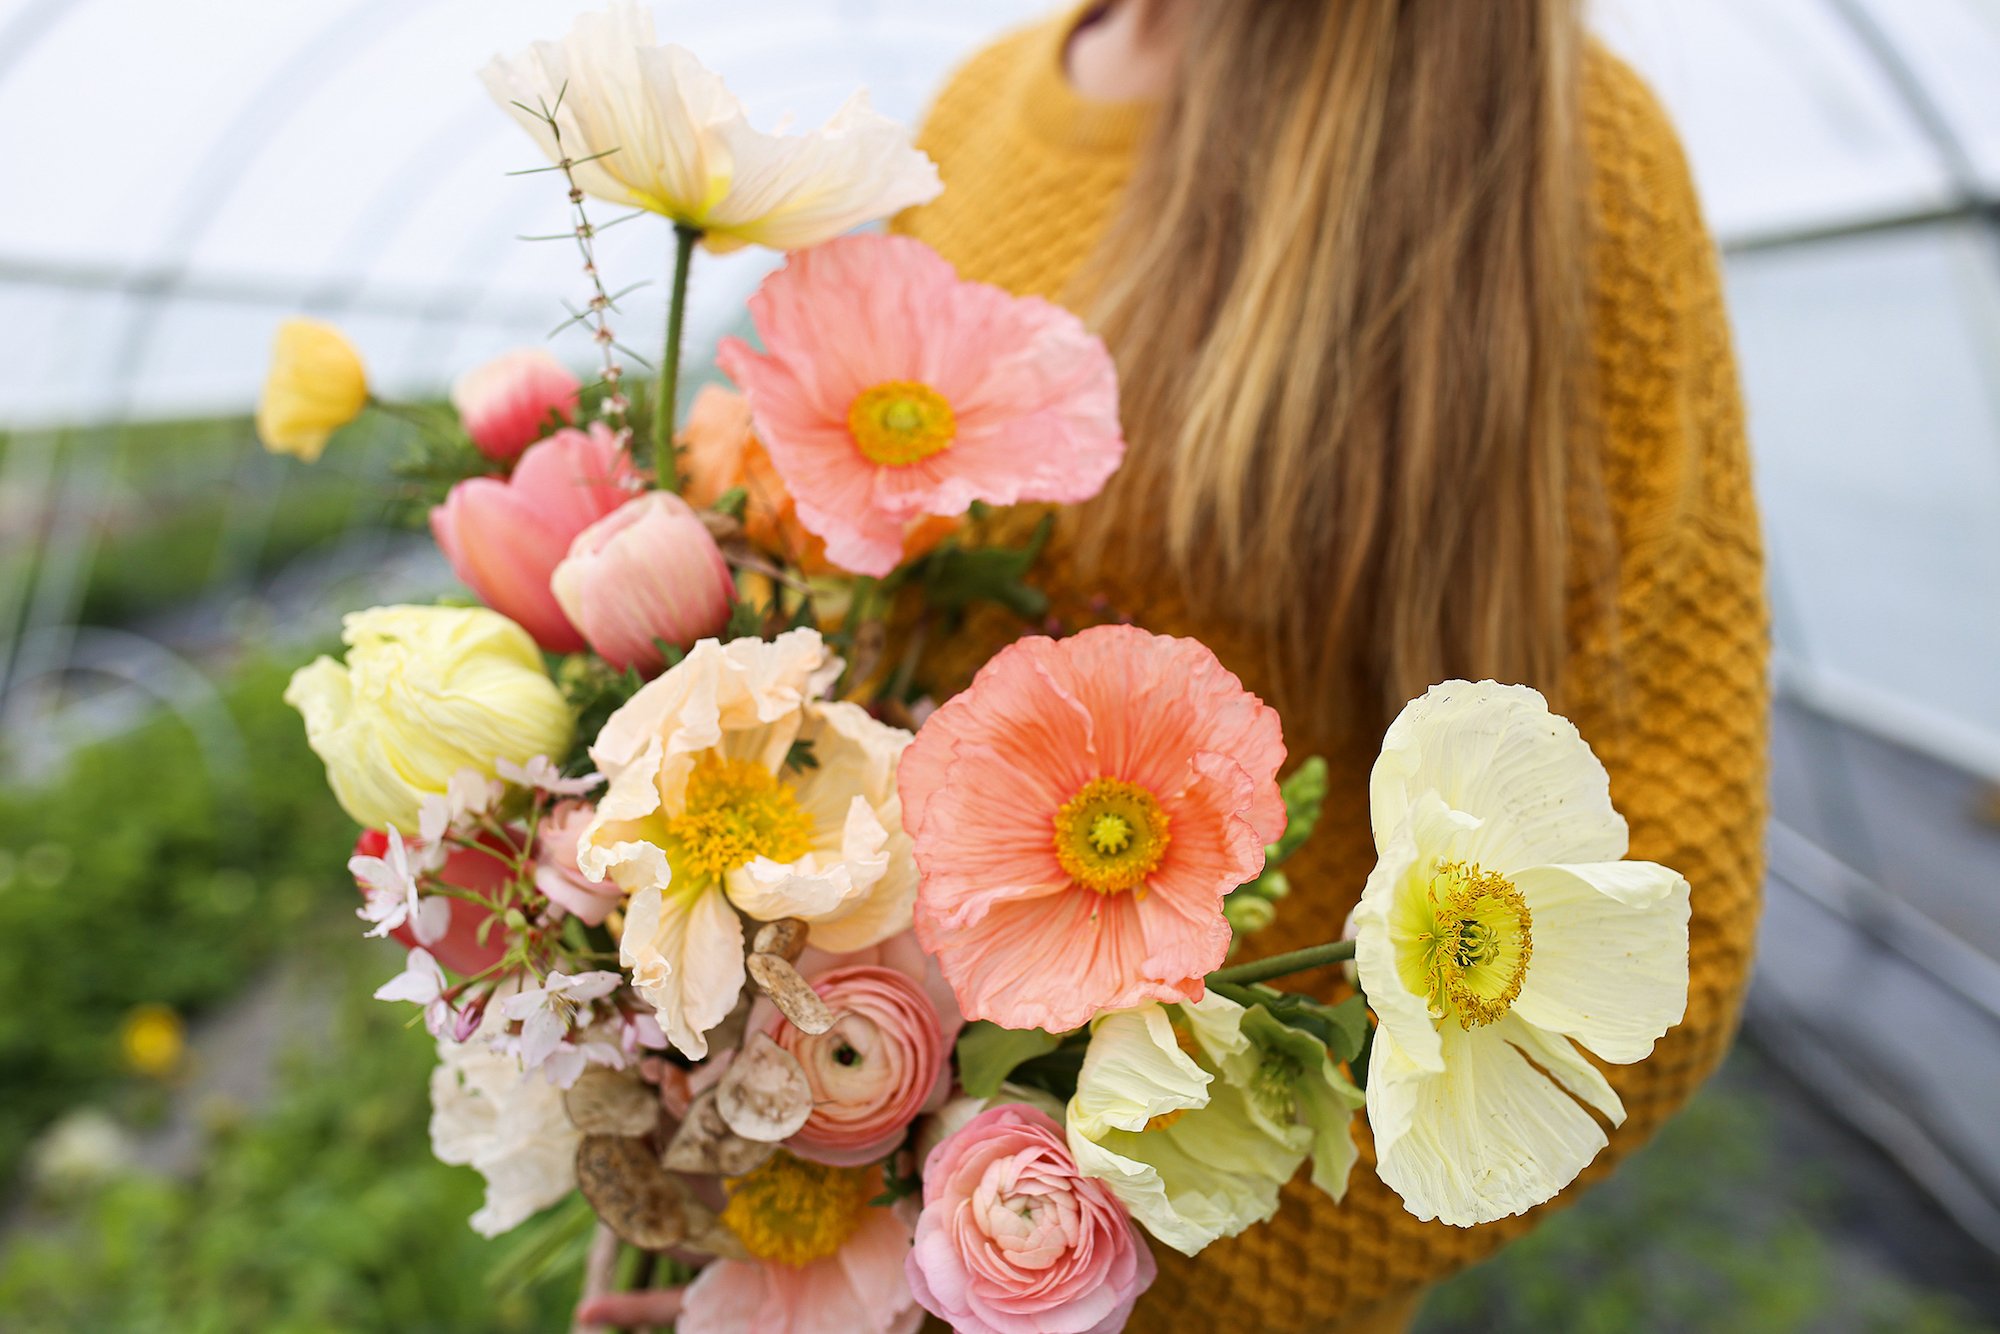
[
  {"xmin": 551, "ymin": 492, "xmax": 735, "ymax": 672},
  {"xmin": 451, "ymin": 347, "xmax": 581, "ymax": 461},
  {"xmin": 908, "ymin": 1104, "xmax": 1156, "ymax": 1334},
  {"xmin": 429, "ymin": 424, "xmax": 638, "ymax": 653},
  {"xmin": 532, "ymin": 799, "xmax": 621, "ymax": 925}
]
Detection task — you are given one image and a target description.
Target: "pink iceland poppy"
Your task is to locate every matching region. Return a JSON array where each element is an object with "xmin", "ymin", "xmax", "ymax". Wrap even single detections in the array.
[
  {"xmin": 898, "ymin": 625, "xmax": 1287, "ymax": 1033},
  {"xmin": 715, "ymin": 234, "xmax": 1124, "ymax": 577}
]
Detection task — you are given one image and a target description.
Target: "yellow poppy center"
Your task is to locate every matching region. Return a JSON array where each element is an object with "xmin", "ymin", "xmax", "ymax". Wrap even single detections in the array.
[
  {"xmin": 847, "ymin": 380, "xmax": 956, "ymax": 467},
  {"xmin": 720, "ymin": 1152, "xmax": 878, "ymax": 1267},
  {"xmin": 1417, "ymin": 860, "xmax": 1533, "ymax": 1028},
  {"xmin": 664, "ymin": 754, "xmax": 814, "ymax": 883},
  {"xmin": 1053, "ymin": 777, "xmax": 1171, "ymax": 896}
]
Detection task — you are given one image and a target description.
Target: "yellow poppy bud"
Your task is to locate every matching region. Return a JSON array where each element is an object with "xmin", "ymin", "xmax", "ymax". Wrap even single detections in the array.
[
  {"xmin": 284, "ymin": 604, "xmax": 573, "ymax": 832},
  {"xmin": 256, "ymin": 318, "xmax": 368, "ymax": 462}
]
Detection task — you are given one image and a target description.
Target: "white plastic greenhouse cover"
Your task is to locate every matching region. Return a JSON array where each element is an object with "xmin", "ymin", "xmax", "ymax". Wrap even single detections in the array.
[
  {"xmin": 1, "ymin": 0, "xmax": 1998, "ymax": 754},
  {"xmin": 0, "ymin": 0, "xmax": 1994, "ymax": 428}
]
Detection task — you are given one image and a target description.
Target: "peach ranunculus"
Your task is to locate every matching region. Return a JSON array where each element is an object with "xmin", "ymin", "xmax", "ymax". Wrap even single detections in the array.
[
  {"xmin": 679, "ymin": 383, "xmax": 957, "ymax": 575},
  {"xmin": 450, "ymin": 347, "xmax": 580, "ymax": 462},
  {"xmin": 899, "ymin": 625, "xmax": 1286, "ymax": 1033},
  {"xmin": 531, "ymin": 800, "xmax": 621, "ymax": 926},
  {"xmin": 716, "ymin": 234, "xmax": 1124, "ymax": 577},
  {"xmin": 907, "ymin": 1103, "xmax": 1156, "ymax": 1334},
  {"xmin": 762, "ymin": 934, "xmax": 962, "ymax": 1167},
  {"xmin": 578, "ymin": 630, "xmax": 917, "ymax": 1057},
  {"xmin": 550, "ymin": 491, "xmax": 736, "ymax": 673},
  {"xmin": 429, "ymin": 424, "xmax": 638, "ymax": 653},
  {"xmin": 681, "ymin": 1153, "xmax": 921, "ymax": 1334}
]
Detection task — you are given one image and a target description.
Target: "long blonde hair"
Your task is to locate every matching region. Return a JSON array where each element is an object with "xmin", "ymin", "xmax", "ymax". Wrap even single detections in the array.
[{"xmin": 1077, "ymin": 0, "xmax": 1602, "ymax": 736}]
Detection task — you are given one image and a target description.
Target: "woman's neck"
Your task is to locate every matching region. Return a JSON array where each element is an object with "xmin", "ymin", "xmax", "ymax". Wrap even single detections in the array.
[{"xmin": 1065, "ymin": 0, "xmax": 1189, "ymax": 102}]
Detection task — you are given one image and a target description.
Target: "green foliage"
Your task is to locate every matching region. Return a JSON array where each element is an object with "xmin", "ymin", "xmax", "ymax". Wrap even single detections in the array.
[
  {"xmin": 1254, "ymin": 991, "xmax": 1369, "ymax": 1066},
  {"xmin": 0, "ymin": 656, "xmax": 354, "ymax": 1183},
  {"xmin": 915, "ymin": 513, "xmax": 1055, "ymax": 619},
  {"xmin": 1266, "ymin": 756, "xmax": 1328, "ymax": 866},
  {"xmin": 0, "ymin": 413, "xmax": 405, "ymax": 630},
  {"xmin": 0, "ymin": 939, "xmax": 579, "ymax": 1333},
  {"xmin": 955, "ymin": 1021, "xmax": 1064, "ymax": 1099}
]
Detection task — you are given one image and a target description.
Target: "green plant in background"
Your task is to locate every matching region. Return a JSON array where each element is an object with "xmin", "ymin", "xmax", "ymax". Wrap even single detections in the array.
[
  {"xmin": 0, "ymin": 656, "xmax": 353, "ymax": 1182},
  {"xmin": 0, "ymin": 929, "xmax": 583, "ymax": 1333}
]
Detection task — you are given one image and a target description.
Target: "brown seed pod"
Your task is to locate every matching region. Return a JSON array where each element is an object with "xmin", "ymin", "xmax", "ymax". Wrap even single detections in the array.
[
  {"xmin": 747, "ymin": 952, "xmax": 834, "ymax": 1034},
  {"xmin": 715, "ymin": 1032, "xmax": 813, "ymax": 1142},
  {"xmin": 575, "ymin": 1134, "xmax": 692, "ymax": 1250},
  {"xmin": 661, "ymin": 1089, "xmax": 778, "ymax": 1176},
  {"xmin": 563, "ymin": 1069, "xmax": 660, "ymax": 1137},
  {"xmin": 751, "ymin": 917, "xmax": 809, "ymax": 963}
]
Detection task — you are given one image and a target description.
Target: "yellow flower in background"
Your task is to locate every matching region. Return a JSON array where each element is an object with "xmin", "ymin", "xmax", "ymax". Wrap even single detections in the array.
[
  {"xmin": 119, "ymin": 1003, "xmax": 185, "ymax": 1078},
  {"xmin": 1352, "ymin": 681, "xmax": 1690, "ymax": 1228},
  {"xmin": 285, "ymin": 605, "xmax": 573, "ymax": 832},
  {"xmin": 480, "ymin": 4, "xmax": 940, "ymax": 253},
  {"xmin": 256, "ymin": 318, "xmax": 367, "ymax": 461}
]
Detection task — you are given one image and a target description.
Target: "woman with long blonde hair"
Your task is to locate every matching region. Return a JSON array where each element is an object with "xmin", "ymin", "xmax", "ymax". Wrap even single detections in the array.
[{"xmin": 893, "ymin": 1, "xmax": 1768, "ymax": 1330}]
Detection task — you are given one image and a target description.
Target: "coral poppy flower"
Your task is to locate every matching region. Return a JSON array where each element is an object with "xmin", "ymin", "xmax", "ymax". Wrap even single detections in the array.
[
  {"xmin": 716, "ymin": 234, "xmax": 1124, "ymax": 577},
  {"xmin": 899, "ymin": 626, "xmax": 1286, "ymax": 1032}
]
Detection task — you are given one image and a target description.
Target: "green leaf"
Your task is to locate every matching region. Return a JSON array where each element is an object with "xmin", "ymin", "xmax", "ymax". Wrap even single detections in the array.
[
  {"xmin": 1266, "ymin": 756, "xmax": 1329, "ymax": 866},
  {"xmin": 711, "ymin": 485, "xmax": 749, "ymax": 520},
  {"xmin": 920, "ymin": 513, "xmax": 1055, "ymax": 619},
  {"xmin": 724, "ymin": 597, "xmax": 765, "ymax": 640},
  {"xmin": 956, "ymin": 1020, "xmax": 1063, "ymax": 1099},
  {"xmin": 784, "ymin": 739, "xmax": 819, "ymax": 773},
  {"xmin": 1257, "ymin": 991, "xmax": 1371, "ymax": 1065}
]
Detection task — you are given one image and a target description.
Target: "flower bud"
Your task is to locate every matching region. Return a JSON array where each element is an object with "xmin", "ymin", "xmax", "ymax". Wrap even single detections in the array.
[
  {"xmin": 451, "ymin": 347, "xmax": 581, "ymax": 461},
  {"xmin": 257, "ymin": 319, "xmax": 367, "ymax": 461},
  {"xmin": 430, "ymin": 424, "xmax": 638, "ymax": 653},
  {"xmin": 551, "ymin": 492, "xmax": 735, "ymax": 672}
]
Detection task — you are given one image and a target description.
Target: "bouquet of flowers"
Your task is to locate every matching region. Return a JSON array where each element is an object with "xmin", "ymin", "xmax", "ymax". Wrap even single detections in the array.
[{"xmin": 263, "ymin": 8, "xmax": 1693, "ymax": 1331}]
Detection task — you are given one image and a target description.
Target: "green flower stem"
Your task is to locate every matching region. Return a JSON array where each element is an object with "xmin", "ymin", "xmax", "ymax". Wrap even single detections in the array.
[
  {"xmin": 1207, "ymin": 939, "xmax": 1356, "ymax": 989},
  {"xmin": 653, "ymin": 223, "xmax": 701, "ymax": 489}
]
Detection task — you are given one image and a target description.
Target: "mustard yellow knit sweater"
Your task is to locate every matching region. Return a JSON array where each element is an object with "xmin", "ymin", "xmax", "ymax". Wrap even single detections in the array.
[{"xmin": 894, "ymin": 11, "xmax": 1770, "ymax": 1331}]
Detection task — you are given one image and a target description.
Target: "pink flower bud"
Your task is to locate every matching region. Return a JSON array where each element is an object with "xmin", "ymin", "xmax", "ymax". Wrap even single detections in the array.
[
  {"xmin": 451, "ymin": 348, "xmax": 581, "ymax": 461},
  {"xmin": 429, "ymin": 424, "xmax": 638, "ymax": 653},
  {"xmin": 551, "ymin": 491, "xmax": 735, "ymax": 672},
  {"xmin": 532, "ymin": 799, "xmax": 622, "ymax": 925}
]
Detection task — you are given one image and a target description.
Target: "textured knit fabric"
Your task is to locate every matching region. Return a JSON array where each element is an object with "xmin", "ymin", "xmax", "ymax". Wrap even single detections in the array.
[{"xmin": 892, "ymin": 9, "xmax": 1769, "ymax": 1332}]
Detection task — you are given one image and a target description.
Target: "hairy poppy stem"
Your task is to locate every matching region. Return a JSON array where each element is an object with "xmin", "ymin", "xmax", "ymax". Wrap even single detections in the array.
[{"xmin": 1207, "ymin": 938, "xmax": 1356, "ymax": 989}]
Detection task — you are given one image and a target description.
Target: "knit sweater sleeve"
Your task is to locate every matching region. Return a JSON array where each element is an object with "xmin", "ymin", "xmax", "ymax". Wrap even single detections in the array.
[{"xmin": 1121, "ymin": 53, "xmax": 1771, "ymax": 1329}]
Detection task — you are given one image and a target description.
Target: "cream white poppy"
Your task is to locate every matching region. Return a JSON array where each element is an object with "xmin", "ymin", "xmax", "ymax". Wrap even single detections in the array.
[
  {"xmin": 429, "ymin": 1005, "xmax": 581, "ymax": 1238},
  {"xmin": 1351, "ymin": 680, "xmax": 1691, "ymax": 1228},
  {"xmin": 1065, "ymin": 992, "xmax": 1360, "ymax": 1256},
  {"xmin": 481, "ymin": 4, "xmax": 941, "ymax": 253},
  {"xmin": 579, "ymin": 629, "xmax": 916, "ymax": 1057}
]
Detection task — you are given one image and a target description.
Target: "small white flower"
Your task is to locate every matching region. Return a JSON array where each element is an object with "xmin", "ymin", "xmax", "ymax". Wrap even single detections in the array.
[
  {"xmin": 351, "ymin": 827, "xmax": 424, "ymax": 938},
  {"xmin": 420, "ymin": 768, "xmax": 504, "ymax": 848},
  {"xmin": 374, "ymin": 948, "xmax": 453, "ymax": 1036},
  {"xmin": 498, "ymin": 754, "xmax": 602, "ymax": 797},
  {"xmin": 499, "ymin": 971, "xmax": 624, "ymax": 1082}
]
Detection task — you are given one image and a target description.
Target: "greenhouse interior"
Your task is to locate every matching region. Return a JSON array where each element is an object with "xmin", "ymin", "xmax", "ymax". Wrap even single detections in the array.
[{"xmin": 0, "ymin": 0, "xmax": 1997, "ymax": 1329}]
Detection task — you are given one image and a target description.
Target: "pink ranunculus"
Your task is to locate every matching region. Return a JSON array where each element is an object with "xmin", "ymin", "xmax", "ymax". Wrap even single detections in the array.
[
  {"xmin": 765, "ymin": 964, "xmax": 950, "ymax": 1167},
  {"xmin": 900, "ymin": 625, "xmax": 1286, "ymax": 1033},
  {"xmin": 550, "ymin": 490, "xmax": 735, "ymax": 673},
  {"xmin": 908, "ymin": 1104, "xmax": 1156, "ymax": 1334},
  {"xmin": 716, "ymin": 233, "xmax": 1125, "ymax": 577},
  {"xmin": 429, "ymin": 424, "xmax": 637, "ymax": 652},
  {"xmin": 451, "ymin": 347, "xmax": 581, "ymax": 461},
  {"xmin": 531, "ymin": 800, "xmax": 621, "ymax": 925}
]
